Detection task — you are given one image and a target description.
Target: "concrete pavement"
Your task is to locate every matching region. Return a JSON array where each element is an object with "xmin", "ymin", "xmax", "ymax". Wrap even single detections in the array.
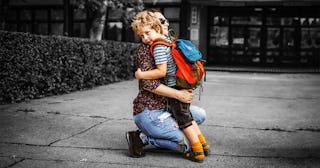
[{"xmin": 1, "ymin": 71, "xmax": 320, "ymax": 168}]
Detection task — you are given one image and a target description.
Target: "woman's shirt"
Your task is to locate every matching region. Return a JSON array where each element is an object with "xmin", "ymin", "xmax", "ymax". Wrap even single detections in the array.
[{"xmin": 133, "ymin": 44, "xmax": 167, "ymax": 115}]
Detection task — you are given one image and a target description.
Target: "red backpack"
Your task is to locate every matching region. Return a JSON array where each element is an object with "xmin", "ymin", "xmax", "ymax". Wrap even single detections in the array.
[{"xmin": 150, "ymin": 39, "xmax": 205, "ymax": 89}]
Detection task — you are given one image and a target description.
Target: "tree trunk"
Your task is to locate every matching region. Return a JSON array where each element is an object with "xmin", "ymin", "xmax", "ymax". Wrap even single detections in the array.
[{"xmin": 89, "ymin": 1, "xmax": 107, "ymax": 41}]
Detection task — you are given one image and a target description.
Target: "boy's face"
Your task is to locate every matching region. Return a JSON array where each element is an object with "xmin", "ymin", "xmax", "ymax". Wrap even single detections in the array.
[{"xmin": 139, "ymin": 26, "xmax": 162, "ymax": 45}]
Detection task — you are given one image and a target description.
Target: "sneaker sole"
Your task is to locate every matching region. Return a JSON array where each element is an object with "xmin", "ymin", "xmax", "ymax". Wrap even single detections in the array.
[
  {"xmin": 183, "ymin": 151, "xmax": 205, "ymax": 163},
  {"xmin": 204, "ymin": 149, "xmax": 210, "ymax": 156}
]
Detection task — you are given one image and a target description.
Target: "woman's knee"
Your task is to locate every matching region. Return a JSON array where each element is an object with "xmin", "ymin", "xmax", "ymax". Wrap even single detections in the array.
[{"xmin": 190, "ymin": 105, "xmax": 206, "ymax": 125}]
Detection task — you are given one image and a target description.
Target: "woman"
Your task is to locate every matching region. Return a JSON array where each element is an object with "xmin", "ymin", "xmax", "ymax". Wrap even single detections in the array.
[{"xmin": 126, "ymin": 9, "xmax": 207, "ymax": 162}]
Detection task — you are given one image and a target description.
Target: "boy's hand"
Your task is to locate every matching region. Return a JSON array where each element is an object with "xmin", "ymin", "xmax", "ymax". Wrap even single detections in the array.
[{"xmin": 135, "ymin": 68, "xmax": 143, "ymax": 79}]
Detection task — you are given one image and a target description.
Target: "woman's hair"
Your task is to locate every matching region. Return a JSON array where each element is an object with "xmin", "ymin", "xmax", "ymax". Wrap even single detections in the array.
[
  {"xmin": 131, "ymin": 10, "xmax": 162, "ymax": 35},
  {"xmin": 143, "ymin": 8, "xmax": 176, "ymax": 40},
  {"xmin": 146, "ymin": 8, "xmax": 161, "ymax": 13}
]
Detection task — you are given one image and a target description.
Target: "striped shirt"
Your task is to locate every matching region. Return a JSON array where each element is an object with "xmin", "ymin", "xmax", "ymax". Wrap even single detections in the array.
[{"xmin": 153, "ymin": 37, "xmax": 176, "ymax": 87}]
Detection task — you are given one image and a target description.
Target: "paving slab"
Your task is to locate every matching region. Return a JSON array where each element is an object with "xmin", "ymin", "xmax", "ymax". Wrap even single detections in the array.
[
  {"xmin": 1, "ymin": 143, "xmax": 320, "ymax": 168},
  {"xmin": 200, "ymin": 73, "xmax": 320, "ymax": 131},
  {"xmin": 52, "ymin": 120, "xmax": 137, "ymax": 149},
  {"xmin": 202, "ymin": 126, "xmax": 320, "ymax": 158},
  {"xmin": 0, "ymin": 110, "xmax": 105, "ymax": 145},
  {"xmin": 201, "ymin": 96, "xmax": 320, "ymax": 130},
  {"xmin": 0, "ymin": 80, "xmax": 137, "ymax": 120}
]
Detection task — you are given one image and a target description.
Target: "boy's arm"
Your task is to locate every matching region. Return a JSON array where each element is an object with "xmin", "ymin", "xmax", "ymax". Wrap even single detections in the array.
[
  {"xmin": 135, "ymin": 63, "xmax": 167, "ymax": 80},
  {"xmin": 136, "ymin": 44, "xmax": 169, "ymax": 80}
]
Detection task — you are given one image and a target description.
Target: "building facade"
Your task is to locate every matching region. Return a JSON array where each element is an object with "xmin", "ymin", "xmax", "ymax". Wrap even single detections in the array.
[{"xmin": 1, "ymin": 0, "xmax": 320, "ymax": 68}]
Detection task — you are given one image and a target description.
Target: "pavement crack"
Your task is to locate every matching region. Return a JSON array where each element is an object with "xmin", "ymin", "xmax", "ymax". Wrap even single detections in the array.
[
  {"xmin": 0, "ymin": 142, "xmax": 47, "ymax": 147},
  {"xmin": 213, "ymin": 153, "xmax": 320, "ymax": 159},
  {"xmin": 211, "ymin": 94, "xmax": 319, "ymax": 100},
  {"xmin": 205, "ymin": 124, "xmax": 320, "ymax": 133},
  {"xmin": 260, "ymin": 127, "xmax": 295, "ymax": 132},
  {"xmin": 45, "ymin": 110, "xmax": 133, "ymax": 121},
  {"xmin": 16, "ymin": 108, "xmax": 36, "ymax": 113},
  {"xmin": 46, "ymin": 111, "xmax": 61, "ymax": 115},
  {"xmin": 296, "ymin": 128, "xmax": 320, "ymax": 132},
  {"xmin": 19, "ymin": 109, "xmax": 130, "ymax": 121},
  {"xmin": 88, "ymin": 115, "xmax": 108, "ymax": 119},
  {"xmin": 0, "ymin": 142, "xmax": 120, "ymax": 151},
  {"xmin": 45, "ymin": 111, "xmax": 114, "ymax": 120},
  {"xmin": 48, "ymin": 120, "xmax": 108, "ymax": 146},
  {"xmin": 5, "ymin": 157, "xmax": 25, "ymax": 168}
]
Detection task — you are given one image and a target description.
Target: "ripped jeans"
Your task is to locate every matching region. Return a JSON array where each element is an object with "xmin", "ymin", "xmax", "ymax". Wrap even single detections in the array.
[{"xmin": 133, "ymin": 105, "xmax": 206, "ymax": 153}]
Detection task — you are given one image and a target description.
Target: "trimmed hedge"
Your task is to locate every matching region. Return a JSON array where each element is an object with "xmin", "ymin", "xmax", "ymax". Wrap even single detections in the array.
[{"xmin": 0, "ymin": 31, "xmax": 138, "ymax": 103}]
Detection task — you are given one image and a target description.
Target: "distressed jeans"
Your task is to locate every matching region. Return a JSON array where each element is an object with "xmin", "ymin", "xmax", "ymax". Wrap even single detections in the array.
[{"xmin": 133, "ymin": 105, "xmax": 206, "ymax": 153}]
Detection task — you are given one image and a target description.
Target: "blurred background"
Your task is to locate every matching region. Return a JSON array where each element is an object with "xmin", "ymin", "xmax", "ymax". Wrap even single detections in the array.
[{"xmin": 1, "ymin": 0, "xmax": 319, "ymax": 69}]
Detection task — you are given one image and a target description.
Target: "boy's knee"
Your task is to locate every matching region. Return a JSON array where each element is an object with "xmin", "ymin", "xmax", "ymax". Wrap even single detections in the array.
[{"xmin": 176, "ymin": 112, "xmax": 193, "ymax": 129}]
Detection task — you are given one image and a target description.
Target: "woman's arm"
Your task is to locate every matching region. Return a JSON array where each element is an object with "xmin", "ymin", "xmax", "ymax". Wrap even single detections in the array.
[{"xmin": 152, "ymin": 84, "xmax": 194, "ymax": 103}]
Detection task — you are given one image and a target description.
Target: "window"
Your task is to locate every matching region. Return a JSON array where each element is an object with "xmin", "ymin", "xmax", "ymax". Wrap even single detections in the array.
[
  {"xmin": 35, "ymin": 10, "xmax": 48, "ymax": 20},
  {"xmin": 208, "ymin": 7, "xmax": 264, "ymax": 65},
  {"xmin": 267, "ymin": 28, "xmax": 280, "ymax": 49},
  {"xmin": 73, "ymin": 23, "xmax": 86, "ymax": 38},
  {"xmin": 283, "ymin": 28, "xmax": 295, "ymax": 49},
  {"xmin": 20, "ymin": 10, "xmax": 32, "ymax": 21},
  {"xmin": 164, "ymin": 7, "xmax": 180, "ymax": 19},
  {"xmin": 34, "ymin": 10, "xmax": 48, "ymax": 35},
  {"xmin": 72, "ymin": 8, "xmax": 87, "ymax": 37},
  {"xmin": 210, "ymin": 26, "xmax": 228, "ymax": 47},
  {"xmin": 104, "ymin": 9, "xmax": 123, "ymax": 41},
  {"xmin": 248, "ymin": 28, "xmax": 261, "ymax": 48},
  {"xmin": 51, "ymin": 23, "xmax": 64, "ymax": 35},
  {"xmin": 51, "ymin": 9, "xmax": 63, "ymax": 20},
  {"xmin": 4, "ymin": 6, "xmax": 66, "ymax": 36},
  {"xmin": 231, "ymin": 27, "xmax": 245, "ymax": 48},
  {"xmin": 208, "ymin": 7, "xmax": 320, "ymax": 67},
  {"xmin": 163, "ymin": 7, "xmax": 180, "ymax": 37},
  {"xmin": 106, "ymin": 22, "xmax": 123, "ymax": 41},
  {"xmin": 35, "ymin": 23, "xmax": 48, "ymax": 35},
  {"xmin": 50, "ymin": 9, "xmax": 64, "ymax": 35}
]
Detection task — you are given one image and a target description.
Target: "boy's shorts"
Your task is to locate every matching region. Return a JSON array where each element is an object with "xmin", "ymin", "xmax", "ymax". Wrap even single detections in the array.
[{"xmin": 168, "ymin": 98, "xmax": 193, "ymax": 129}]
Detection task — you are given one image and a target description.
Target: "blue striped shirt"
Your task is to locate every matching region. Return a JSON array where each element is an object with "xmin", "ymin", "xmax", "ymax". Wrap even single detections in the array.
[{"xmin": 153, "ymin": 38, "xmax": 176, "ymax": 87}]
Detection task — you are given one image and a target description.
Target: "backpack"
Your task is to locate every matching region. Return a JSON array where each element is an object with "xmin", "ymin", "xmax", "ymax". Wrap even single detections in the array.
[{"xmin": 150, "ymin": 38, "xmax": 205, "ymax": 89}]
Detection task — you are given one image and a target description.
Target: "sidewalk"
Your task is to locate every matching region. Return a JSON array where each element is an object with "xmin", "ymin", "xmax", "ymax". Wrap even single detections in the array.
[
  {"xmin": 1, "ymin": 71, "xmax": 320, "ymax": 168},
  {"xmin": 206, "ymin": 65, "xmax": 320, "ymax": 73}
]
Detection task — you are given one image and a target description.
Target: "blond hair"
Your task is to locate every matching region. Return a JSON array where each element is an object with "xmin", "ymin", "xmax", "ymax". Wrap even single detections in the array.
[{"xmin": 131, "ymin": 10, "xmax": 163, "ymax": 36}]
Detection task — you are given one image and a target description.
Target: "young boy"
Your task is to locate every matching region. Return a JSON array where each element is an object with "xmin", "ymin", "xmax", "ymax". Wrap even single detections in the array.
[{"xmin": 131, "ymin": 10, "xmax": 210, "ymax": 162}]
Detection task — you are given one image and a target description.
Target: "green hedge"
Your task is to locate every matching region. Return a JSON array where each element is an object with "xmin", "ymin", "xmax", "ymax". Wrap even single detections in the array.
[{"xmin": 0, "ymin": 31, "xmax": 138, "ymax": 103}]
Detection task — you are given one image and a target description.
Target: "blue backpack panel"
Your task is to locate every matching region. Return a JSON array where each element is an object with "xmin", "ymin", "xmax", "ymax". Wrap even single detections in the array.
[{"xmin": 175, "ymin": 39, "xmax": 202, "ymax": 64}]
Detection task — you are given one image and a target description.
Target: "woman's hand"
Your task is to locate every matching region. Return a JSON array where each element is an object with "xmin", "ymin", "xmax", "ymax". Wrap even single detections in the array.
[
  {"xmin": 176, "ymin": 89, "xmax": 195, "ymax": 103},
  {"xmin": 153, "ymin": 84, "xmax": 194, "ymax": 103}
]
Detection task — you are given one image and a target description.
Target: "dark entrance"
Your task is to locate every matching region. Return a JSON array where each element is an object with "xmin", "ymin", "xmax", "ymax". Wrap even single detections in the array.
[{"xmin": 207, "ymin": 7, "xmax": 320, "ymax": 68}]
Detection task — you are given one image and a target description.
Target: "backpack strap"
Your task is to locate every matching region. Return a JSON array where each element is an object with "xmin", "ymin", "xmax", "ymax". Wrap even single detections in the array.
[{"xmin": 149, "ymin": 38, "xmax": 173, "ymax": 56}]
